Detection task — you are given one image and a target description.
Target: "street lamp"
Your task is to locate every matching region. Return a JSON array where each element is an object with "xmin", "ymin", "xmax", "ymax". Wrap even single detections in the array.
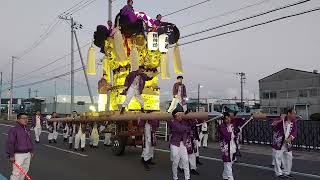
[{"xmin": 197, "ymin": 84, "xmax": 204, "ymax": 112}]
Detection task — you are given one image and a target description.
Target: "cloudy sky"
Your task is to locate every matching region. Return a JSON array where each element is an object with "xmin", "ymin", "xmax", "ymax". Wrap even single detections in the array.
[{"xmin": 0, "ymin": 0, "xmax": 319, "ymax": 101}]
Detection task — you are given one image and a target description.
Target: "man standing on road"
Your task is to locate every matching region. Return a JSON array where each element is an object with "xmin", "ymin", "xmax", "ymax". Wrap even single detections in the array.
[
  {"xmin": 31, "ymin": 111, "xmax": 44, "ymax": 143},
  {"xmin": 47, "ymin": 112, "xmax": 59, "ymax": 143},
  {"xmin": 169, "ymin": 110, "xmax": 190, "ymax": 180},
  {"xmin": 199, "ymin": 121, "xmax": 208, "ymax": 148},
  {"xmin": 138, "ymin": 115, "xmax": 160, "ymax": 171},
  {"xmin": 272, "ymin": 108, "xmax": 297, "ymax": 179},
  {"xmin": 6, "ymin": 112, "xmax": 34, "ymax": 180}
]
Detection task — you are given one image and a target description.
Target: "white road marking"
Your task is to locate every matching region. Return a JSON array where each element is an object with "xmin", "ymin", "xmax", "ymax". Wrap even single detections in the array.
[
  {"xmin": 43, "ymin": 144, "xmax": 88, "ymax": 157},
  {"xmin": 1, "ymin": 133, "xmax": 8, "ymax": 136},
  {"xmin": 0, "ymin": 123, "xmax": 14, "ymax": 127},
  {"xmin": 155, "ymin": 148, "xmax": 320, "ymax": 179}
]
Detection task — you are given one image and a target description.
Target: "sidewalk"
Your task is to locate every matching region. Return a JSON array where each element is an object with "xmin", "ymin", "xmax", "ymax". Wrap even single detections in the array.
[{"xmin": 206, "ymin": 141, "xmax": 320, "ymax": 162}]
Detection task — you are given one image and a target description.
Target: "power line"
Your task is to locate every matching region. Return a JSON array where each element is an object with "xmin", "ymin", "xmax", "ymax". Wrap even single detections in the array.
[
  {"xmin": 163, "ymin": 0, "xmax": 212, "ymax": 17},
  {"xmin": 68, "ymin": 0, "xmax": 99, "ymax": 15},
  {"xmin": 14, "ymin": 42, "xmax": 91, "ymax": 81},
  {"xmin": 180, "ymin": 0, "xmax": 271, "ymax": 29},
  {"xmin": 180, "ymin": 0, "xmax": 311, "ymax": 39},
  {"xmin": 179, "ymin": 6, "xmax": 320, "ymax": 46},
  {"xmin": 13, "ymin": 66, "xmax": 84, "ymax": 89}
]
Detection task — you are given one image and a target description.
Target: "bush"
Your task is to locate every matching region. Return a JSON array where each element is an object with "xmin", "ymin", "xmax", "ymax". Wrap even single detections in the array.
[{"xmin": 310, "ymin": 113, "xmax": 320, "ymax": 121}]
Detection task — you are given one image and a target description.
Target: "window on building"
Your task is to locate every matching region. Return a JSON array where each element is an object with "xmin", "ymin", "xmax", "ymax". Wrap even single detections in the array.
[
  {"xmin": 310, "ymin": 88, "xmax": 318, "ymax": 97},
  {"xmin": 209, "ymin": 103, "xmax": 212, "ymax": 112},
  {"xmin": 287, "ymin": 90, "xmax": 297, "ymax": 98},
  {"xmin": 298, "ymin": 89, "xmax": 308, "ymax": 98},
  {"xmin": 270, "ymin": 91, "xmax": 277, "ymax": 99},
  {"xmin": 262, "ymin": 92, "xmax": 270, "ymax": 99},
  {"xmin": 279, "ymin": 91, "xmax": 287, "ymax": 98}
]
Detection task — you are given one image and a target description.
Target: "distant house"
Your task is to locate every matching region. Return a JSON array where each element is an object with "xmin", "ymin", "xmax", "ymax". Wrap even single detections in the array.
[{"xmin": 259, "ymin": 68, "xmax": 320, "ymax": 119}]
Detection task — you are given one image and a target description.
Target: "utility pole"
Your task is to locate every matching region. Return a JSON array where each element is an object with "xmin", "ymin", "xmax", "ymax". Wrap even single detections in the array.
[
  {"xmin": 0, "ymin": 72, "xmax": 2, "ymax": 117},
  {"xmin": 197, "ymin": 83, "xmax": 200, "ymax": 112},
  {"xmin": 74, "ymin": 30, "xmax": 94, "ymax": 105},
  {"xmin": 59, "ymin": 15, "xmax": 75, "ymax": 113},
  {"xmin": 106, "ymin": 0, "xmax": 113, "ymax": 111},
  {"xmin": 34, "ymin": 90, "xmax": 39, "ymax": 97},
  {"xmin": 108, "ymin": 0, "xmax": 112, "ymax": 21},
  {"xmin": 9, "ymin": 56, "xmax": 16, "ymax": 119},
  {"xmin": 54, "ymin": 81, "xmax": 57, "ymax": 112},
  {"xmin": 237, "ymin": 72, "xmax": 246, "ymax": 112},
  {"xmin": 28, "ymin": 88, "xmax": 31, "ymax": 98}
]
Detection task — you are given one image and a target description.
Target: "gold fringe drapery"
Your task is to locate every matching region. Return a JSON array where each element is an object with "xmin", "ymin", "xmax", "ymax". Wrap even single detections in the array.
[
  {"xmin": 173, "ymin": 43, "xmax": 183, "ymax": 74},
  {"xmin": 86, "ymin": 44, "xmax": 96, "ymax": 75},
  {"xmin": 102, "ymin": 56, "xmax": 111, "ymax": 82},
  {"xmin": 113, "ymin": 27, "xmax": 127, "ymax": 61},
  {"xmin": 130, "ymin": 44, "xmax": 139, "ymax": 71},
  {"xmin": 160, "ymin": 53, "xmax": 170, "ymax": 79}
]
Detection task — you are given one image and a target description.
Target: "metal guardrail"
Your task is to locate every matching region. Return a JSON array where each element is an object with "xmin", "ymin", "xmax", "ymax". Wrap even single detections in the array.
[
  {"xmin": 215, "ymin": 119, "xmax": 320, "ymax": 151},
  {"xmin": 156, "ymin": 121, "xmax": 168, "ymax": 141}
]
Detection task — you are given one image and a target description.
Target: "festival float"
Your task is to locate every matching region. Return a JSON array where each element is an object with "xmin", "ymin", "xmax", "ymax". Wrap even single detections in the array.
[{"xmin": 51, "ymin": 3, "xmax": 208, "ymax": 155}]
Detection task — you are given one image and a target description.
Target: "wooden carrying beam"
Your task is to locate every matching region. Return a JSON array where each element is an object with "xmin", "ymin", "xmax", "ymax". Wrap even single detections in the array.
[{"xmin": 49, "ymin": 112, "xmax": 208, "ymax": 122}]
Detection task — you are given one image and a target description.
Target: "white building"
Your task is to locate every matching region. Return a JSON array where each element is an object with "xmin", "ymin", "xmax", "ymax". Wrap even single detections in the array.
[{"xmin": 42, "ymin": 95, "xmax": 98, "ymax": 114}]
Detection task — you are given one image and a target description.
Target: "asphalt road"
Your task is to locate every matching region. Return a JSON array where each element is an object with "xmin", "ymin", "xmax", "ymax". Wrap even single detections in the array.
[{"xmin": 0, "ymin": 122, "xmax": 320, "ymax": 180}]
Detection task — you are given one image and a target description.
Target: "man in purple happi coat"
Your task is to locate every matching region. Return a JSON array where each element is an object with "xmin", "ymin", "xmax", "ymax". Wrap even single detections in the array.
[
  {"xmin": 138, "ymin": 115, "xmax": 160, "ymax": 170},
  {"xmin": 169, "ymin": 110, "xmax": 190, "ymax": 180},
  {"xmin": 121, "ymin": 0, "xmax": 137, "ymax": 23},
  {"xmin": 167, "ymin": 76, "xmax": 188, "ymax": 113},
  {"xmin": 219, "ymin": 112, "xmax": 241, "ymax": 180},
  {"xmin": 120, "ymin": 66, "xmax": 157, "ymax": 114},
  {"xmin": 271, "ymin": 108, "xmax": 297, "ymax": 178},
  {"xmin": 31, "ymin": 110, "xmax": 45, "ymax": 143},
  {"xmin": 178, "ymin": 118, "xmax": 201, "ymax": 176},
  {"xmin": 6, "ymin": 113, "xmax": 34, "ymax": 180}
]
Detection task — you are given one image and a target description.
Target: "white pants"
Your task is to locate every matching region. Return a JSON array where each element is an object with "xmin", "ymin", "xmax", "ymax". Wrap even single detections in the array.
[
  {"xmin": 194, "ymin": 140, "xmax": 200, "ymax": 157},
  {"xmin": 34, "ymin": 127, "xmax": 42, "ymax": 142},
  {"xmin": 104, "ymin": 133, "xmax": 112, "ymax": 145},
  {"xmin": 90, "ymin": 132, "xmax": 99, "ymax": 146},
  {"xmin": 98, "ymin": 94, "xmax": 108, "ymax": 112},
  {"xmin": 122, "ymin": 86, "xmax": 144, "ymax": 108},
  {"xmin": 75, "ymin": 133, "xmax": 86, "ymax": 149},
  {"xmin": 48, "ymin": 131, "xmax": 58, "ymax": 140},
  {"xmin": 274, "ymin": 145, "xmax": 293, "ymax": 176},
  {"xmin": 199, "ymin": 132, "xmax": 208, "ymax": 147},
  {"xmin": 171, "ymin": 142, "xmax": 190, "ymax": 180},
  {"xmin": 167, "ymin": 97, "xmax": 187, "ymax": 113},
  {"xmin": 63, "ymin": 126, "xmax": 69, "ymax": 139},
  {"xmin": 223, "ymin": 162, "xmax": 234, "ymax": 180},
  {"xmin": 141, "ymin": 141, "xmax": 154, "ymax": 161},
  {"xmin": 10, "ymin": 153, "xmax": 31, "ymax": 180},
  {"xmin": 69, "ymin": 134, "xmax": 74, "ymax": 144},
  {"xmin": 179, "ymin": 153, "xmax": 197, "ymax": 170}
]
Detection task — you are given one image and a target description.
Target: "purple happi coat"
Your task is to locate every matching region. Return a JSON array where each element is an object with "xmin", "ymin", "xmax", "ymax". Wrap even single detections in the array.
[
  {"xmin": 31, "ymin": 115, "xmax": 45, "ymax": 128},
  {"xmin": 123, "ymin": 71, "xmax": 153, "ymax": 95},
  {"xmin": 138, "ymin": 119, "xmax": 160, "ymax": 147},
  {"xmin": 272, "ymin": 117, "xmax": 297, "ymax": 151},
  {"xmin": 6, "ymin": 123, "xmax": 33, "ymax": 158},
  {"xmin": 187, "ymin": 119, "xmax": 199, "ymax": 154},
  {"xmin": 121, "ymin": 5, "xmax": 137, "ymax": 23},
  {"xmin": 219, "ymin": 122, "xmax": 242, "ymax": 162}
]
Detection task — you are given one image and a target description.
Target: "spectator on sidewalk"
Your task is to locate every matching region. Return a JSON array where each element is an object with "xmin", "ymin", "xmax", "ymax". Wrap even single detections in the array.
[
  {"xmin": 31, "ymin": 111, "xmax": 45, "ymax": 143},
  {"xmin": 6, "ymin": 112, "xmax": 34, "ymax": 180}
]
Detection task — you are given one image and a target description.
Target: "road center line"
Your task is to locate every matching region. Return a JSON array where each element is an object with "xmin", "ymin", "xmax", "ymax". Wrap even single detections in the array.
[
  {"xmin": 43, "ymin": 144, "xmax": 88, "ymax": 157},
  {"xmin": 1, "ymin": 133, "xmax": 8, "ymax": 136}
]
